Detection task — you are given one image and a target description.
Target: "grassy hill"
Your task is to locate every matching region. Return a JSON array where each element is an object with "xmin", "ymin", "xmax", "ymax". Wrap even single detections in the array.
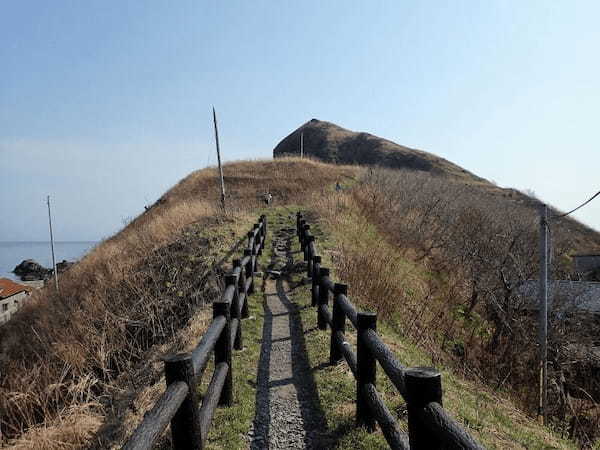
[
  {"xmin": 0, "ymin": 159, "xmax": 356, "ymax": 448},
  {"xmin": 273, "ymin": 119, "xmax": 485, "ymax": 182},
  {"xmin": 274, "ymin": 119, "xmax": 600, "ymax": 252},
  {"xmin": 2, "ymin": 131, "xmax": 599, "ymax": 448}
]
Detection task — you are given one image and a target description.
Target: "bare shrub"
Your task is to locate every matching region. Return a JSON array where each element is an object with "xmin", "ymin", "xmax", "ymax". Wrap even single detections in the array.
[{"xmin": 352, "ymin": 168, "xmax": 600, "ymax": 445}]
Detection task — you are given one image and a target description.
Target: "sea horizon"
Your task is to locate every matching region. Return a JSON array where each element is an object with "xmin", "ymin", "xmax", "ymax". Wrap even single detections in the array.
[
  {"xmin": 0, "ymin": 241, "xmax": 98, "ymax": 281},
  {"xmin": 0, "ymin": 240, "xmax": 98, "ymax": 243}
]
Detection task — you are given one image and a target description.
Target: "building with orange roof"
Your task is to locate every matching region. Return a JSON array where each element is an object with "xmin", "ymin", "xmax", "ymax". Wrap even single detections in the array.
[{"xmin": 0, "ymin": 278, "xmax": 33, "ymax": 325}]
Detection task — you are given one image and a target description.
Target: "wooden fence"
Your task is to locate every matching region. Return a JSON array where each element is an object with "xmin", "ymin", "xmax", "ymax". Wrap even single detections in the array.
[
  {"xmin": 297, "ymin": 212, "xmax": 485, "ymax": 450},
  {"xmin": 122, "ymin": 215, "xmax": 268, "ymax": 450}
]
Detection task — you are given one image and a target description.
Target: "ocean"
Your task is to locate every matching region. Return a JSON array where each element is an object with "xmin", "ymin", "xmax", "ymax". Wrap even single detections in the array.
[{"xmin": 0, "ymin": 241, "xmax": 97, "ymax": 281}]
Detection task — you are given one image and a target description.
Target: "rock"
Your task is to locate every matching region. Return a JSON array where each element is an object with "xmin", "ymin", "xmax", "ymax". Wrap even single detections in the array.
[
  {"xmin": 13, "ymin": 259, "xmax": 51, "ymax": 280},
  {"xmin": 56, "ymin": 259, "xmax": 74, "ymax": 273}
]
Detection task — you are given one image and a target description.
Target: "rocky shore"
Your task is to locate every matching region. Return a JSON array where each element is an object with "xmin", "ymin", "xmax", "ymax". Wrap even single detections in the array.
[{"xmin": 13, "ymin": 259, "xmax": 74, "ymax": 281}]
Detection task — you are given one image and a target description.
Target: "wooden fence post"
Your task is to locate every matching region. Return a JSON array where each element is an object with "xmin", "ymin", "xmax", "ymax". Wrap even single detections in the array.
[
  {"xmin": 306, "ymin": 236, "xmax": 315, "ymax": 277},
  {"xmin": 299, "ymin": 220, "xmax": 306, "ymax": 250},
  {"xmin": 318, "ymin": 267, "xmax": 330, "ymax": 330},
  {"xmin": 247, "ymin": 230, "xmax": 254, "ymax": 250},
  {"xmin": 226, "ymin": 274, "xmax": 242, "ymax": 350},
  {"xmin": 244, "ymin": 248, "xmax": 254, "ymax": 296},
  {"xmin": 357, "ymin": 312, "xmax": 377, "ymax": 432},
  {"xmin": 236, "ymin": 258, "xmax": 249, "ymax": 318},
  {"xmin": 251, "ymin": 243, "xmax": 258, "ymax": 274},
  {"xmin": 164, "ymin": 353, "xmax": 201, "ymax": 450},
  {"xmin": 260, "ymin": 214, "xmax": 267, "ymax": 239},
  {"xmin": 330, "ymin": 283, "xmax": 347, "ymax": 364},
  {"xmin": 213, "ymin": 300, "xmax": 233, "ymax": 406},
  {"xmin": 311, "ymin": 255, "xmax": 321, "ymax": 307},
  {"xmin": 405, "ymin": 367, "xmax": 443, "ymax": 449},
  {"xmin": 253, "ymin": 224, "xmax": 261, "ymax": 256},
  {"xmin": 296, "ymin": 212, "xmax": 302, "ymax": 236},
  {"xmin": 302, "ymin": 225, "xmax": 311, "ymax": 261}
]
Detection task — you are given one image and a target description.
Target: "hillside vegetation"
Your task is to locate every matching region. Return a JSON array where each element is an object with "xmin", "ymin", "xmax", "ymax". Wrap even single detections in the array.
[
  {"xmin": 0, "ymin": 159, "xmax": 356, "ymax": 448},
  {"xmin": 2, "ymin": 120, "xmax": 599, "ymax": 448},
  {"xmin": 273, "ymin": 120, "xmax": 600, "ymax": 445},
  {"xmin": 274, "ymin": 119, "xmax": 600, "ymax": 254}
]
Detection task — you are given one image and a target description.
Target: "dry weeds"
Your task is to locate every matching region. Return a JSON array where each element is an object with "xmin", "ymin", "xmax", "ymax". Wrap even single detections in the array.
[{"xmin": 0, "ymin": 158, "xmax": 357, "ymax": 449}]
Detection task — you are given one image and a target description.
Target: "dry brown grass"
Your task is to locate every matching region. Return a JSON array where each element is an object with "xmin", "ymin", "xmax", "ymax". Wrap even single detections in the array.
[
  {"xmin": 298, "ymin": 188, "xmax": 575, "ymax": 448},
  {"xmin": 314, "ymin": 168, "xmax": 600, "ymax": 446},
  {"xmin": 0, "ymin": 158, "xmax": 357, "ymax": 449}
]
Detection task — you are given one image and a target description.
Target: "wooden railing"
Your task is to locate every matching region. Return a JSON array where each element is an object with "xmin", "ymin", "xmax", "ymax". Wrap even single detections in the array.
[
  {"xmin": 297, "ymin": 212, "xmax": 485, "ymax": 450},
  {"xmin": 122, "ymin": 215, "xmax": 268, "ymax": 450}
]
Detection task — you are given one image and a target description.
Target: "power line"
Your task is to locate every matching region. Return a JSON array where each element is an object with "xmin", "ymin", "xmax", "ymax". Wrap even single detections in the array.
[{"xmin": 552, "ymin": 189, "xmax": 600, "ymax": 219}]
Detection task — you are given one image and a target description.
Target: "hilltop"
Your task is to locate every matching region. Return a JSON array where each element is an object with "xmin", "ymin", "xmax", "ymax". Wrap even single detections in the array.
[
  {"xmin": 274, "ymin": 119, "xmax": 600, "ymax": 252},
  {"xmin": 273, "ymin": 119, "xmax": 485, "ymax": 182}
]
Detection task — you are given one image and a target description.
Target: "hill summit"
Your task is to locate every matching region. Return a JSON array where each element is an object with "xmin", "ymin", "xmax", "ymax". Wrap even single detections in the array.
[{"xmin": 273, "ymin": 119, "xmax": 483, "ymax": 182}]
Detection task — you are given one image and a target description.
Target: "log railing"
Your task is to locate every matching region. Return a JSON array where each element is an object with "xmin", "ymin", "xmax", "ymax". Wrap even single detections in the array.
[
  {"xmin": 122, "ymin": 215, "xmax": 268, "ymax": 450},
  {"xmin": 297, "ymin": 212, "xmax": 485, "ymax": 450}
]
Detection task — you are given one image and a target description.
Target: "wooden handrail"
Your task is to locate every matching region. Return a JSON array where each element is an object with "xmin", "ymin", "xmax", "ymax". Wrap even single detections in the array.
[
  {"xmin": 122, "ymin": 215, "xmax": 268, "ymax": 450},
  {"xmin": 296, "ymin": 211, "xmax": 484, "ymax": 450},
  {"xmin": 122, "ymin": 382, "xmax": 189, "ymax": 450}
]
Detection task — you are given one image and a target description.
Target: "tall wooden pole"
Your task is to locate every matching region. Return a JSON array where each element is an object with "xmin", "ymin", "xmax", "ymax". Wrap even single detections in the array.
[
  {"xmin": 212, "ymin": 107, "xmax": 226, "ymax": 209},
  {"xmin": 300, "ymin": 131, "xmax": 304, "ymax": 158},
  {"xmin": 47, "ymin": 195, "xmax": 59, "ymax": 292},
  {"xmin": 538, "ymin": 203, "xmax": 548, "ymax": 424}
]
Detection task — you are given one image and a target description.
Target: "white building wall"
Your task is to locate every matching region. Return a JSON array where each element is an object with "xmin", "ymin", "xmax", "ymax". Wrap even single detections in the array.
[
  {"xmin": 574, "ymin": 255, "xmax": 600, "ymax": 273},
  {"xmin": 0, "ymin": 291, "xmax": 29, "ymax": 325}
]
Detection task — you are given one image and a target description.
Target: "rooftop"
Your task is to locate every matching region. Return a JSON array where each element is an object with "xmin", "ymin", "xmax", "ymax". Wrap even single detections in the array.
[{"xmin": 0, "ymin": 278, "xmax": 33, "ymax": 299}]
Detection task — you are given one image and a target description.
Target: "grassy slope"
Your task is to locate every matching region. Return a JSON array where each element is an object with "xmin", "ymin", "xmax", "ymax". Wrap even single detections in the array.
[
  {"xmin": 1, "ymin": 158, "xmax": 583, "ymax": 448},
  {"xmin": 205, "ymin": 202, "xmax": 574, "ymax": 449},
  {"xmin": 1, "ymin": 159, "xmax": 356, "ymax": 449},
  {"xmin": 297, "ymin": 201, "xmax": 574, "ymax": 449}
]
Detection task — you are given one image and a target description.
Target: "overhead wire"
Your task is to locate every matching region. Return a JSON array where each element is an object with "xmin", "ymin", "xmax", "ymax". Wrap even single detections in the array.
[
  {"xmin": 551, "ymin": 190, "xmax": 600, "ymax": 220},
  {"xmin": 546, "ymin": 188, "xmax": 599, "ymax": 276}
]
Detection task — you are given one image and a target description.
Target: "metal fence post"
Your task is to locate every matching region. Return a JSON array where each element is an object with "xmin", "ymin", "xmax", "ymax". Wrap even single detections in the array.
[
  {"xmin": 357, "ymin": 312, "xmax": 377, "ymax": 432},
  {"xmin": 213, "ymin": 300, "xmax": 233, "ymax": 406},
  {"xmin": 405, "ymin": 367, "xmax": 443, "ymax": 449},
  {"xmin": 164, "ymin": 353, "xmax": 201, "ymax": 449},
  {"xmin": 330, "ymin": 283, "xmax": 347, "ymax": 364}
]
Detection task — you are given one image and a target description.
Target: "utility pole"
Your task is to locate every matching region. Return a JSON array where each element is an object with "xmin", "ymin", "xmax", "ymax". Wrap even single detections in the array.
[
  {"xmin": 212, "ymin": 107, "xmax": 226, "ymax": 209},
  {"xmin": 47, "ymin": 195, "xmax": 59, "ymax": 292},
  {"xmin": 538, "ymin": 203, "xmax": 548, "ymax": 424},
  {"xmin": 300, "ymin": 131, "xmax": 304, "ymax": 158}
]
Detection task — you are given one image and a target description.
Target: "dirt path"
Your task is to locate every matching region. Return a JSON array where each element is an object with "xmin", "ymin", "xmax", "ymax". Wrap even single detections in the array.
[{"xmin": 248, "ymin": 221, "xmax": 327, "ymax": 449}]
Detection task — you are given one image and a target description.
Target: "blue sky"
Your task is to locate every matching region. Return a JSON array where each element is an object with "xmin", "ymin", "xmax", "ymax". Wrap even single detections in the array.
[{"xmin": 1, "ymin": 1, "xmax": 599, "ymax": 241}]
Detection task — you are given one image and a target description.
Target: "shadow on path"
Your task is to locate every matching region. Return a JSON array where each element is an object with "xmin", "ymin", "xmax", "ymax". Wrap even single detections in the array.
[{"xmin": 250, "ymin": 226, "xmax": 328, "ymax": 449}]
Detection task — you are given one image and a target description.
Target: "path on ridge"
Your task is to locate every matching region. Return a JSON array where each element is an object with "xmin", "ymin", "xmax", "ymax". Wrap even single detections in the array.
[{"xmin": 248, "ymin": 216, "xmax": 328, "ymax": 449}]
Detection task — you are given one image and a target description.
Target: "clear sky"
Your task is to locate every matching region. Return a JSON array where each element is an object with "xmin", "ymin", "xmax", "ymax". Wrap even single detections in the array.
[{"xmin": 2, "ymin": 1, "xmax": 599, "ymax": 241}]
